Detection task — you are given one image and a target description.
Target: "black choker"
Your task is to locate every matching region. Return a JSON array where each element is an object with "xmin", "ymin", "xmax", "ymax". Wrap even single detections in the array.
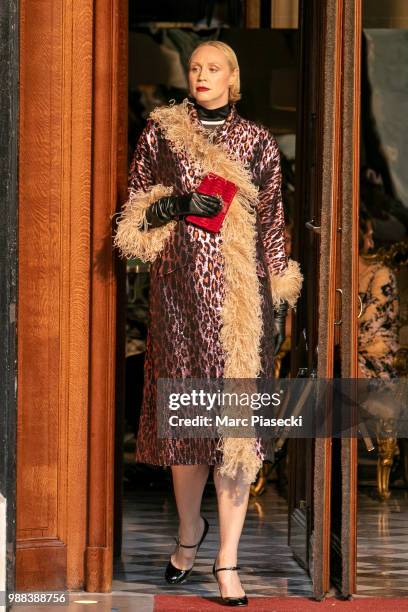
[{"xmin": 194, "ymin": 101, "xmax": 231, "ymax": 121}]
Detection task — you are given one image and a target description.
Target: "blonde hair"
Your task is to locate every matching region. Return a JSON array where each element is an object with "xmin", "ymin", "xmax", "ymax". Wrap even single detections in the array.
[{"xmin": 189, "ymin": 41, "xmax": 241, "ymax": 103}]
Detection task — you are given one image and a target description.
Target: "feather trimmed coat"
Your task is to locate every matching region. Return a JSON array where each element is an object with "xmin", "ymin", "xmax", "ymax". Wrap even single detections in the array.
[{"xmin": 114, "ymin": 100, "xmax": 303, "ymax": 482}]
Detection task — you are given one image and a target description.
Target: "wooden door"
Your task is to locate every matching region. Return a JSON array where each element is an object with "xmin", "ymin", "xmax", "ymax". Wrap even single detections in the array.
[
  {"xmin": 288, "ymin": 0, "xmax": 333, "ymax": 599},
  {"xmin": 288, "ymin": 0, "xmax": 322, "ymax": 582},
  {"xmin": 288, "ymin": 0, "xmax": 360, "ymax": 598},
  {"xmin": 329, "ymin": 0, "xmax": 361, "ymax": 597},
  {"xmin": 17, "ymin": 0, "xmax": 127, "ymax": 591},
  {"xmin": 18, "ymin": 0, "xmax": 94, "ymax": 589}
]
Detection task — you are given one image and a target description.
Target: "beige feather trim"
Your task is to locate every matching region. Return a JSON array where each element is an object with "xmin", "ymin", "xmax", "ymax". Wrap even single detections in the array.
[
  {"xmin": 218, "ymin": 196, "xmax": 263, "ymax": 483},
  {"xmin": 113, "ymin": 185, "xmax": 176, "ymax": 262},
  {"xmin": 150, "ymin": 101, "xmax": 259, "ymax": 206},
  {"xmin": 270, "ymin": 259, "xmax": 303, "ymax": 309}
]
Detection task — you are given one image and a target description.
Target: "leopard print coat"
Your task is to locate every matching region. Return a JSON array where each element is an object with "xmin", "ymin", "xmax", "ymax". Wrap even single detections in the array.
[{"xmin": 123, "ymin": 101, "xmax": 300, "ymax": 467}]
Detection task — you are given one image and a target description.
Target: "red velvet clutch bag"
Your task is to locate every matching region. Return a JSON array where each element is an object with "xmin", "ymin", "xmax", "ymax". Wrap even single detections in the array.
[{"xmin": 185, "ymin": 173, "xmax": 238, "ymax": 233}]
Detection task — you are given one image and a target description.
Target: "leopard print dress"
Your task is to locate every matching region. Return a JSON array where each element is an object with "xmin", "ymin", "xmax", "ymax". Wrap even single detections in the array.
[{"xmin": 129, "ymin": 101, "xmax": 288, "ymax": 465}]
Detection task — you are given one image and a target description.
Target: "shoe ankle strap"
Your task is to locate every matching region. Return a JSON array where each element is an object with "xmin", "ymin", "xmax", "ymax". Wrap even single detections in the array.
[
  {"xmin": 174, "ymin": 537, "xmax": 199, "ymax": 549},
  {"xmin": 174, "ymin": 517, "xmax": 208, "ymax": 549},
  {"xmin": 214, "ymin": 565, "xmax": 241, "ymax": 573}
]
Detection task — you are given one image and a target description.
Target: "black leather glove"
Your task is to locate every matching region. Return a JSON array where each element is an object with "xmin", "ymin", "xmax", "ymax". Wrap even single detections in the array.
[
  {"xmin": 145, "ymin": 192, "xmax": 222, "ymax": 229},
  {"xmin": 273, "ymin": 301, "xmax": 288, "ymax": 356}
]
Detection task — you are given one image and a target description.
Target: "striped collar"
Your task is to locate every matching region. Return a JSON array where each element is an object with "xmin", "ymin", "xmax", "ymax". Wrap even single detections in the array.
[
  {"xmin": 194, "ymin": 101, "xmax": 231, "ymax": 121},
  {"xmin": 185, "ymin": 98, "xmax": 238, "ymax": 140}
]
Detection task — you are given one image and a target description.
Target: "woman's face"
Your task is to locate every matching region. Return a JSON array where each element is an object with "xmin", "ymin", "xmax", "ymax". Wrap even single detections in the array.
[{"xmin": 188, "ymin": 45, "xmax": 236, "ymax": 109}]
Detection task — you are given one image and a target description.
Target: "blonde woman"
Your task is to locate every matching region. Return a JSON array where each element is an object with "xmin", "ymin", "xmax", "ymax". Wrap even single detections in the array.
[{"xmin": 115, "ymin": 41, "xmax": 302, "ymax": 606}]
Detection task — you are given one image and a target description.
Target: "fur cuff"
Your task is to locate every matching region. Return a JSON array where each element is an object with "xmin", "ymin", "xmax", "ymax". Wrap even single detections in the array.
[
  {"xmin": 113, "ymin": 184, "xmax": 176, "ymax": 262},
  {"xmin": 270, "ymin": 259, "xmax": 303, "ymax": 309}
]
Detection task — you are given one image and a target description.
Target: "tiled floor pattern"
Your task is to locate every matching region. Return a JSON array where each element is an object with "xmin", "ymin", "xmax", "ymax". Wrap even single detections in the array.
[
  {"xmin": 113, "ymin": 477, "xmax": 408, "ymax": 599},
  {"xmin": 357, "ymin": 487, "xmax": 408, "ymax": 596},
  {"xmin": 112, "ymin": 478, "xmax": 314, "ymax": 598},
  {"xmin": 10, "ymin": 480, "xmax": 408, "ymax": 610}
]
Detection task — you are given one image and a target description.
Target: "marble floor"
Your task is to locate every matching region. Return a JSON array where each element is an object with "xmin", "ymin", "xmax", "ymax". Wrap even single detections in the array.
[
  {"xmin": 10, "ymin": 474, "xmax": 408, "ymax": 611},
  {"xmin": 357, "ymin": 487, "xmax": 408, "ymax": 596},
  {"xmin": 112, "ymin": 473, "xmax": 314, "ymax": 598},
  {"xmin": 112, "ymin": 468, "xmax": 408, "ymax": 600}
]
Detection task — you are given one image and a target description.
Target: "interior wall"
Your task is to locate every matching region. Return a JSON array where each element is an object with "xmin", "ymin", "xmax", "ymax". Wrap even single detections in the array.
[
  {"xmin": 271, "ymin": 0, "xmax": 299, "ymax": 28},
  {"xmin": 363, "ymin": 0, "xmax": 408, "ymax": 28}
]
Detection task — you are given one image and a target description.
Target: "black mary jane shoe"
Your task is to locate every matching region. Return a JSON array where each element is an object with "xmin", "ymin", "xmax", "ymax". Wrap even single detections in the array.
[
  {"xmin": 212, "ymin": 562, "xmax": 248, "ymax": 607},
  {"xmin": 164, "ymin": 516, "xmax": 209, "ymax": 585}
]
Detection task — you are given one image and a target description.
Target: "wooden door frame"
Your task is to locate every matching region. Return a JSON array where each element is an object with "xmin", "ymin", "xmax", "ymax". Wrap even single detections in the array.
[
  {"xmin": 15, "ymin": 0, "xmax": 360, "ymax": 594},
  {"xmin": 17, "ymin": 0, "xmax": 127, "ymax": 592},
  {"xmin": 291, "ymin": 0, "xmax": 361, "ymax": 598},
  {"xmin": 290, "ymin": 0, "xmax": 346, "ymax": 598},
  {"xmin": 313, "ymin": 0, "xmax": 361, "ymax": 597},
  {"xmin": 288, "ymin": 0, "xmax": 326, "ymax": 584},
  {"xmin": 0, "ymin": 0, "xmax": 19, "ymax": 596},
  {"xmin": 18, "ymin": 0, "xmax": 94, "ymax": 590},
  {"xmin": 84, "ymin": 0, "xmax": 360, "ymax": 595},
  {"xmin": 85, "ymin": 0, "xmax": 128, "ymax": 593},
  {"xmin": 337, "ymin": 0, "xmax": 361, "ymax": 597},
  {"xmin": 314, "ymin": 0, "xmax": 362, "ymax": 598},
  {"xmin": 311, "ymin": 0, "xmax": 344, "ymax": 598}
]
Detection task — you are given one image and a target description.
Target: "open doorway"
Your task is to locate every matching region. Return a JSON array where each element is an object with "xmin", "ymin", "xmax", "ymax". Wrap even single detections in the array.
[{"xmin": 112, "ymin": 0, "xmax": 317, "ymax": 598}]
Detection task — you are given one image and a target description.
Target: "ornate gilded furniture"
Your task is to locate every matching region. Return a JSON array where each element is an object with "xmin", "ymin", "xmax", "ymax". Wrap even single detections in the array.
[{"xmin": 361, "ymin": 241, "xmax": 408, "ymax": 500}]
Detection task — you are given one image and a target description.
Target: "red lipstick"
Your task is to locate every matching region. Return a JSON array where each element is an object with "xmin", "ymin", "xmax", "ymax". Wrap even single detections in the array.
[{"xmin": 197, "ymin": 86, "xmax": 209, "ymax": 92}]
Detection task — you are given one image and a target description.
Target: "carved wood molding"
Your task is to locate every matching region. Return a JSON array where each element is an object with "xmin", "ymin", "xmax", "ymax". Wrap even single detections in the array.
[
  {"xmin": 85, "ymin": 0, "xmax": 128, "ymax": 593},
  {"xmin": 339, "ymin": 0, "xmax": 362, "ymax": 597}
]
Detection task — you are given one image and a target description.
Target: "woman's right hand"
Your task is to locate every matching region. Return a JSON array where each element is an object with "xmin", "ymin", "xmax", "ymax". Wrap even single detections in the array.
[
  {"xmin": 145, "ymin": 193, "xmax": 222, "ymax": 228},
  {"xmin": 176, "ymin": 192, "xmax": 222, "ymax": 217}
]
